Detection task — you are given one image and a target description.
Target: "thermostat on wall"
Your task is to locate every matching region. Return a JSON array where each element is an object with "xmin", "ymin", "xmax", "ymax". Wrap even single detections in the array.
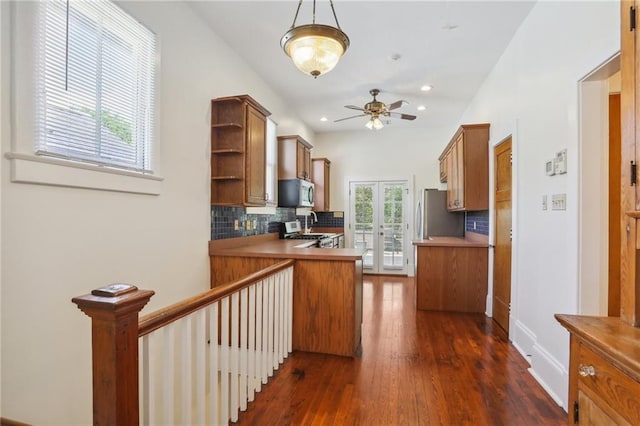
[
  {"xmin": 546, "ymin": 160, "xmax": 555, "ymax": 176},
  {"xmin": 555, "ymin": 149, "xmax": 567, "ymax": 174}
]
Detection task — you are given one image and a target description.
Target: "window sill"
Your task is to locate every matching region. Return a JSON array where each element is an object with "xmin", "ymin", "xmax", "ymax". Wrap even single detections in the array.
[{"xmin": 5, "ymin": 152, "xmax": 163, "ymax": 195}]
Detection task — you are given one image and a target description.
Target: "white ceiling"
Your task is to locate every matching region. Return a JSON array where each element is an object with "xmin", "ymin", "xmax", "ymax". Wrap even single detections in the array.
[{"xmin": 187, "ymin": 1, "xmax": 536, "ymax": 133}]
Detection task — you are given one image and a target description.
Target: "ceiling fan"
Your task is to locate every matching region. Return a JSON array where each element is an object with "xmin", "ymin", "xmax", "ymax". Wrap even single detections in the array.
[{"xmin": 334, "ymin": 89, "xmax": 417, "ymax": 130}]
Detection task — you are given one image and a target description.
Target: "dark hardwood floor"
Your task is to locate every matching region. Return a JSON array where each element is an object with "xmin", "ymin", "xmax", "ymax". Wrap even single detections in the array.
[{"xmin": 236, "ymin": 275, "xmax": 567, "ymax": 425}]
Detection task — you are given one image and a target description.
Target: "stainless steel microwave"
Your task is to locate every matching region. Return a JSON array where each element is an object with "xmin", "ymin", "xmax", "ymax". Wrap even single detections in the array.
[{"xmin": 278, "ymin": 179, "xmax": 314, "ymax": 207}]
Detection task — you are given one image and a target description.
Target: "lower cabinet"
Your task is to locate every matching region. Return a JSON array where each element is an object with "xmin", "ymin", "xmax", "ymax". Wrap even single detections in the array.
[
  {"xmin": 556, "ymin": 315, "xmax": 640, "ymax": 425},
  {"xmin": 415, "ymin": 245, "xmax": 488, "ymax": 312}
]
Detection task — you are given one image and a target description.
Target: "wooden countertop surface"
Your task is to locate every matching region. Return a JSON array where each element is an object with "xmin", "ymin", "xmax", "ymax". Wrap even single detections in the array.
[
  {"xmin": 209, "ymin": 233, "xmax": 363, "ymax": 261},
  {"xmin": 555, "ymin": 314, "xmax": 640, "ymax": 381},
  {"xmin": 412, "ymin": 232, "xmax": 489, "ymax": 248}
]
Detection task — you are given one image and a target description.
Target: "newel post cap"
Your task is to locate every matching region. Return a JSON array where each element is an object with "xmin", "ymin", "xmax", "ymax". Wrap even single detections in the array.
[{"xmin": 72, "ymin": 283, "xmax": 155, "ymax": 318}]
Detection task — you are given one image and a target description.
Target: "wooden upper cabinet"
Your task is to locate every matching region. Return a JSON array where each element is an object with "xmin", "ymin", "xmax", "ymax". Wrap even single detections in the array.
[
  {"xmin": 279, "ymin": 135, "xmax": 312, "ymax": 180},
  {"xmin": 438, "ymin": 124, "xmax": 490, "ymax": 211},
  {"xmin": 210, "ymin": 95, "xmax": 271, "ymax": 206},
  {"xmin": 312, "ymin": 158, "xmax": 331, "ymax": 211}
]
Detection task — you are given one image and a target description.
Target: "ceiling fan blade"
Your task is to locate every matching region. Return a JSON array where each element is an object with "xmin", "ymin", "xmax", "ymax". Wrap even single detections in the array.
[
  {"xmin": 344, "ymin": 105, "xmax": 366, "ymax": 111},
  {"xmin": 334, "ymin": 114, "xmax": 367, "ymax": 123},
  {"xmin": 388, "ymin": 111, "xmax": 417, "ymax": 120},
  {"xmin": 387, "ymin": 100, "xmax": 408, "ymax": 111}
]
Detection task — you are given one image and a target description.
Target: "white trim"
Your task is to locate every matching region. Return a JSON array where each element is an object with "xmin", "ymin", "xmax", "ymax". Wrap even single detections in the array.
[
  {"xmin": 530, "ymin": 343, "xmax": 567, "ymax": 409},
  {"xmin": 512, "ymin": 318, "xmax": 536, "ymax": 359},
  {"xmin": 6, "ymin": 152, "xmax": 163, "ymax": 195}
]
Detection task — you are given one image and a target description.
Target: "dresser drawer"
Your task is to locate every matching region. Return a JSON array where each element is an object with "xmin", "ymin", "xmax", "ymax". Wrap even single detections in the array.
[{"xmin": 578, "ymin": 343, "xmax": 640, "ymax": 423}]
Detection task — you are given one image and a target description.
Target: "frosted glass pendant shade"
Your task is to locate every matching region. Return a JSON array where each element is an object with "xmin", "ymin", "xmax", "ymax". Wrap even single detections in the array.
[{"xmin": 281, "ymin": 24, "xmax": 349, "ymax": 78}]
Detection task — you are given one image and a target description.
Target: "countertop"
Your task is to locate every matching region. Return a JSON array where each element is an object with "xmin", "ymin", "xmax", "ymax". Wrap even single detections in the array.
[
  {"xmin": 209, "ymin": 233, "xmax": 363, "ymax": 261},
  {"xmin": 412, "ymin": 232, "xmax": 489, "ymax": 248}
]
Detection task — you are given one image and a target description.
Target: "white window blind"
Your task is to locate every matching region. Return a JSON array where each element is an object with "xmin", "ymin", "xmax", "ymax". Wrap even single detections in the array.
[{"xmin": 36, "ymin": 0, "xmax": 156, "ymax": 173}]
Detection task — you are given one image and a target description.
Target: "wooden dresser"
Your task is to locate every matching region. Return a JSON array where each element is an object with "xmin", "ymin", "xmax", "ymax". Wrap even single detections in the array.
[{"xmin": 555, "ymin": 315, "xmax": 640, "ymax": 424}]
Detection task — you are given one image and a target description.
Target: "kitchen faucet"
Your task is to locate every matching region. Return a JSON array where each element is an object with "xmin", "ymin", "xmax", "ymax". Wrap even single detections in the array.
[{"xmin": 304, "ymin": 211, "xmax": 318, "ymax": 234}]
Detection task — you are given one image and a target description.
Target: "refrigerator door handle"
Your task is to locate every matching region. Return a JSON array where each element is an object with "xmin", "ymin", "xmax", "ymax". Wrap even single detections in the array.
[{"xmin": 415, "ymin": 199, "xmax": 422, "ymax": 239}]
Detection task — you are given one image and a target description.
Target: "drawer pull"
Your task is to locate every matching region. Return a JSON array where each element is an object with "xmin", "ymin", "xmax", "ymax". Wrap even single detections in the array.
[{"xmin": 579, "ymin": 364, "xmax": 596, "ymax": 377}]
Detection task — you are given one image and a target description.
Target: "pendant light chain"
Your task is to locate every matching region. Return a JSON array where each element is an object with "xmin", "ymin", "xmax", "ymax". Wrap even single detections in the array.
[
  {"xmin": 290, "ymin": 0, "xmax": 342, "ymax": 28},
  {"xmin": 290, "ymin": 0, "xmax": 303, "ymax": 28},
  {"xmin": 329, "ymin": 0, "xmax": 343, "ymax": 29}
]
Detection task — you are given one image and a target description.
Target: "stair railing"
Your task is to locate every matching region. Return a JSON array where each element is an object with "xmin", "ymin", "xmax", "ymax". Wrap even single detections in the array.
[{"xmin": 73, "ymin": 259, "xmax": 294, "ymax": 425}]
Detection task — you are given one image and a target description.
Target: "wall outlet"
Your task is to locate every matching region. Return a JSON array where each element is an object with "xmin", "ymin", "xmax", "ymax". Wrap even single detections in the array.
[
  {"xmin": 551, "ymin": 193, "xmax": 567, "ymax": 210},
  {"xmin": 245, "ymin": 220, "xmax": 251, "ymax": 230},
  {"xmin": 473, "ymin": 221, "xmax": 477, "ymax": 230},
  {"xmin": 253, "ymin": 219, "xmax": 257, "ymax": 229},
  {"xmin": 234, "ymin": 219, "xmax": 239, "ymax": 230}
]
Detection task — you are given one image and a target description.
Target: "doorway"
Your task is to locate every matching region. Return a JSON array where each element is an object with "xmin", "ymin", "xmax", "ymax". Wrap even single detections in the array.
[
  {"xmin": 349, "ymin": 180, "xmax": 408, "ymax": 275},
  {"xmin": 493, "ymin": 137, "xmax": 512, "ymax": 333},
  {"xmin": 578, "ymin": 53, "xmax": 620, "ymax": 315}
]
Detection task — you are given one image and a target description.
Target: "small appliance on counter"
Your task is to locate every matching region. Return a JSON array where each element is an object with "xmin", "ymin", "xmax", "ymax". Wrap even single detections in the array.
[
  {"xmin": 278, "ymin": 179, "xmax": 314, "ymax": 207},
  {"xmin": 415, "ymin": 189, "xmax": 464, "ymax": 239},
  {"xmin": 279, "ymin": 221, "xmax": 334, "ymax": 248}
]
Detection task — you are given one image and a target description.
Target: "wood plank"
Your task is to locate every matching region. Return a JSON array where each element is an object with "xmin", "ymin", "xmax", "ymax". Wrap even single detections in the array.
[{"xmin": 236, "ymin": 276, "xmax": 565, "ymax": 425}]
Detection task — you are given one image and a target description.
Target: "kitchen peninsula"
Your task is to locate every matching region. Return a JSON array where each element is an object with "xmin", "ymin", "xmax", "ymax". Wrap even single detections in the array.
[
  {"xmin": 413, "ymin": 232, "xmax": 489, "ymax": 313},
  {"xmin": 209, "ymin": 234, "xmax": 364, "ymax": 357}
]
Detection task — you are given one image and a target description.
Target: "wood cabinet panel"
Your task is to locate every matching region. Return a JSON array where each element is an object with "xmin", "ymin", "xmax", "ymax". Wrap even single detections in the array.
[
  {"xmin": 578, "ymin": 343, "xmax": 640, "ymax": 424},
  {"xmin": 311, "ymin": 158, "xmax": 331, "ymax": 211},
  {"xmin": 278, "ymin": 135, "xmax": 312, "ymax": 181},
  {"xmin": 438, "ymin": 124, "xmax": 489, "ymax": 211},
  {"xmin": 210, "ymin": 95, "xmax": 270, "ymax": 206},
  {"xmin": 292, "ymin": 259, "xmax": 362, "ymax": 357},
  {"xmin": 210, "ymin": 256, "xmax": 279, "ymax": 288},
  {"xmin": 416, "ymin": 245, "xmax": 488, "ymax": 312}
]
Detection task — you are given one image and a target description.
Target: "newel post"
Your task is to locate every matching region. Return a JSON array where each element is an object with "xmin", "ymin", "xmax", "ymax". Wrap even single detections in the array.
[{"xmin": 72, "ymin": 283, "xmax": 154, "ymax": 426}]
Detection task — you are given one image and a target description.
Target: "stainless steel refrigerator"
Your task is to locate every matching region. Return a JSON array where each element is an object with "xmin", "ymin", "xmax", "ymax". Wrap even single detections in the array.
[{"xmin": 415, "ymin": 189, "xmax": 464, "ymax": 239}]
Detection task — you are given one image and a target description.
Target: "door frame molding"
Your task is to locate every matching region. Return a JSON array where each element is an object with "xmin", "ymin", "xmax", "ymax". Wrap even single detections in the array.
[{"xmin": 344, "ymin": 175, "xmax": 414, "ymax": 276}]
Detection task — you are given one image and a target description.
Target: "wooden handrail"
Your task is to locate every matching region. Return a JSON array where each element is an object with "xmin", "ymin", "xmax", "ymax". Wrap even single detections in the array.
[{"xmin": 138, "ymin": 259, "xmax": 294, "ymax": 337}]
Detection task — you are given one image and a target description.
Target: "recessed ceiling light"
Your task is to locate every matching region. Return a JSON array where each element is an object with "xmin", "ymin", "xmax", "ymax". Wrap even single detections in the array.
[
  {"xmin": 421, "ymin": 85, "xmax": 433, "ymax": 92},
  {"xmin": 417, "ymin": 105, "xmax": 426, "ymax": 111},
  {"xmin": 320, "ymin": 117, "xmax": 328, "ymax": 122}
]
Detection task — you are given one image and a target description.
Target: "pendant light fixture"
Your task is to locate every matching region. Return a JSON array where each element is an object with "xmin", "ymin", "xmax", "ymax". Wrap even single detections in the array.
[{"xmin": 280, "ymin": 0, "xmax": 350, "ymax": 78}]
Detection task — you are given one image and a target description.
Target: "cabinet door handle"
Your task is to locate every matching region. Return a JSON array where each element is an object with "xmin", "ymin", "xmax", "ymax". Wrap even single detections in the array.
[{"xmin": 578, "ymin": 364, "xmax": 596, "ymax": 377}]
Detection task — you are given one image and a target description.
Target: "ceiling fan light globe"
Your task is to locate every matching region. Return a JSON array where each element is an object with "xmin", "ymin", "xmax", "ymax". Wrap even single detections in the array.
[
  {"xmin": 372, "ymin": 117, "xmax": 384, "ymax": 130},
  {"xmin": 365, "ymin": 120, "xmax": 374, "ymax": 130},
  {"xmin": 281, "ymin": 24, "xmax": 349, "ymax": 78}
]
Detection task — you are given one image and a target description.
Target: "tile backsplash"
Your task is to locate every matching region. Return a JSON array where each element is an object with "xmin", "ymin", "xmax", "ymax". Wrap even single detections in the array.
[
  {"xmin": 466, "ymin": 210, "xmax": 489, "ymax": 235},
  {"xmin": 211, "ymin": 207, "xmax": 345, "ymax": 240}
]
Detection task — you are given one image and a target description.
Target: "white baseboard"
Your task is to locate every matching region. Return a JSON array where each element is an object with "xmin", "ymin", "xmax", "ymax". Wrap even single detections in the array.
[
  {"xmin": 530, "ymin": 343, "xmax": 567, "ymax": 410},
  {"xmin": 511, "ymin": 319, "xmax": 536, "ymax": 361}
]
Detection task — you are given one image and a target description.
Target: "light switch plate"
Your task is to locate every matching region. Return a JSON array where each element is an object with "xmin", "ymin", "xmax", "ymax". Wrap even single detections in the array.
[
  {"xmin": 542, "ymin": 195, "xmax": 548, "ymax": 210},
  {"xmin": 551, "ymin": 193, "xmax": 567, "ymax": 210}
]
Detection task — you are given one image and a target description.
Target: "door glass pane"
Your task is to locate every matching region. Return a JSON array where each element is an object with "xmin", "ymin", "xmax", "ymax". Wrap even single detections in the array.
[
  {"xmin": 354, "ymin": 184, "xmax": 375, "ymax": 268},
  {"xmin": 382, "ymin": 183, "xmax": 405, "ymax": 268}
]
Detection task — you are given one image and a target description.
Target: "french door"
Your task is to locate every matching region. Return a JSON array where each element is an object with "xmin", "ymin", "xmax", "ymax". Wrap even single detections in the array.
[{"xmin": 349, "ymin": 180, "xmax": 408, "ymax": 275}]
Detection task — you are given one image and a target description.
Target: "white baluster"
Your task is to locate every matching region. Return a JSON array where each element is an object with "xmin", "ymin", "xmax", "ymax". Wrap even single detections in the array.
[
  {"xmin": 262, "ymin": 278, "xmax": 269, "ymax": 385},
  {"xmin": 140, "ymin": 336, "xmax": 150, "ymax": 426},
  {"xmin": 267, "ymin": 275, "xmax": 275, "ymax": 378},
  {"xmin": 230, "ymin": 291, "xmax": 239, "ymax": 422},
  {"xmin": 248, "ymin": 285, "xmax": 256, "ymax": 402},
  {"xmin": 194, "ymin": 310, "xmax": 206, "ymax": 424},
  {"xmin": 278, "ymin": 271, "xmax": 285, "ymax": 364},
  {"xmin": 240, "ymin": 287, "xmax": 248, "ymax": 411},
  {"xmin": 274, "ymin": 274, "xmax": 281, "ymax": 370},
  {"xmin": 163, "ymin": 324, "xmax": 175, "ymax": 424},
  {"xmin": 181, "ymin": 316, "xmax": 192, "ymax": 425},
  {"xmin": 209, "ymin": 303, "xmax": 219, "ymax": 425},
  {"xmin": 221, "ymin": 296, "xmax": 230, "ymax": 423},
  {"xmin": 287, "ymin": 267, "xmax": 293, "ymax": 353}
]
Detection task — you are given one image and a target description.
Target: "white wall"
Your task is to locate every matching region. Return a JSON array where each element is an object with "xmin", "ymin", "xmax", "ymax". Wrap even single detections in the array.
[
  {"xmin": 1, "ymin": 1, "xmax": 311, "ymax": 424},
  {"xmin": 459, "ymin": 1, "xmax": 619, "ymax": 408},
  {"xmin": 315, "ymin": 126, "xmax": 453, "ymax": 209}
]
